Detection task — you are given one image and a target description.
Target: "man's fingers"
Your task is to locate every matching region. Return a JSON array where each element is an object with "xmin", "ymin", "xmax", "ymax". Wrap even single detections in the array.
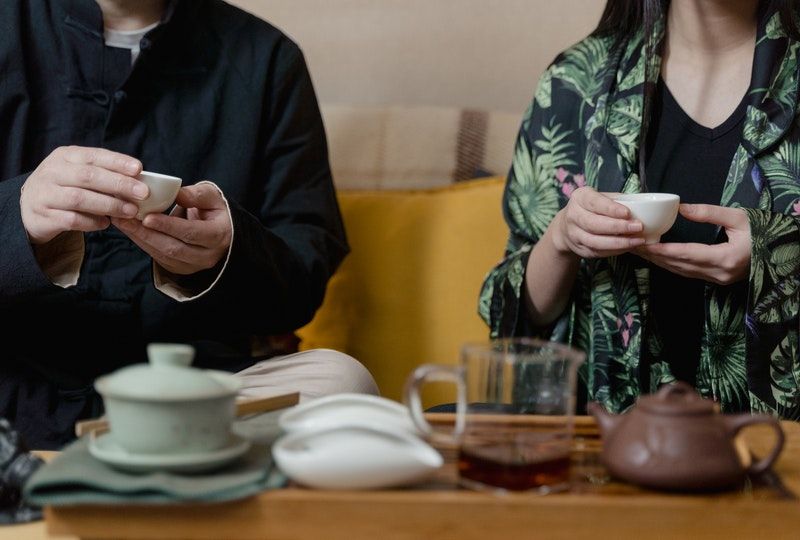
[
  {"xmin": 62, "ymin": 146, "xmax": 142, "ymax": 176},
  {"xmin": 113, "ymin": 218, "xmax": 210, "ymax": 266},
  {"xmin": 113, "ymin": 224, "xmax": 196, "ymax": 275},
  {"xmin": 53, "ymin": 187, "xmax": 139, "ymax": 219},
  {"xmin": 60, "ymin": 163, "xmax": 149, "ymax": 201},
  {"xmin": 48, "ymin": 209, "xmax": 111, "ymax": 233},
  {"xmin": 174, "ymin": 183, "xmax": 224, "ymax": 210},
  {"xmin": 141, "ymin": 214, "xmax": 221, "ymax": 247},
  {"xmin": 680, "ymin": 204, "xmax": 746, "ymax": 229}
]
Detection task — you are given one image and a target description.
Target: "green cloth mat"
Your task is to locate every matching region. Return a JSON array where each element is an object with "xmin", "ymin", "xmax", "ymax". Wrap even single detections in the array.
[{"xmin": 23, "ymin": 438, "xmax": 286, "ymax": 506}]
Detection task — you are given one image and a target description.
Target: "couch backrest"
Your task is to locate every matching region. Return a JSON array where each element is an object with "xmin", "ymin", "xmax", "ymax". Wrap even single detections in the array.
[
  {"xmin": 321, "ymin": 104, "xmax": 521, "ymax": 190},
  {"xmin": 297, "ymin": 178, "xmax": 508, "ymax": 405}
]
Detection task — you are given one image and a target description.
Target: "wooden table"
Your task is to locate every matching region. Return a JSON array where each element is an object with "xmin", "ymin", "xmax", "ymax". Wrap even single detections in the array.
[{"xmin": 12, "ymin": 418, "xmax": 800, "ymax": 539}]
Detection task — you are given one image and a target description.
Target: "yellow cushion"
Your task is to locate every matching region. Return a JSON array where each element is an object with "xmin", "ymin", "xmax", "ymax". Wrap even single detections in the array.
[{"xmin": 297, "ymin": 177, "xmax": 509, "ymax": 406}]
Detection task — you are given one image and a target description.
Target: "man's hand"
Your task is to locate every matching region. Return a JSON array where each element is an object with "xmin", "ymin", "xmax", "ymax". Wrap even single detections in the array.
[
  {"xmin": 112, "ymin": 182, "xmax": 232, "ymax": 275},
  {"xmin": 20, "ymin": 146, "xmax": 148, "ymax": 244},
  {"xmin": 635, "ymin": 204, "xmax": 751, "ymax": 285}
]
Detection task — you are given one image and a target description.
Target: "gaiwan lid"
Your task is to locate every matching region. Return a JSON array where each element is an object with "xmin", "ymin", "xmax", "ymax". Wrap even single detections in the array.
[{"xmin": 95, "ymin": 343, "xmax": 240, "ymax": 402}]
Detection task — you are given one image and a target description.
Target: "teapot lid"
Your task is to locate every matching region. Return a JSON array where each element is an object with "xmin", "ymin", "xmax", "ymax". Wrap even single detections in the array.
[
  {"xmin": 637, "ymin": 382, "xmax": 716, "ymax": 416},
  {"xmin": 94, "ymin": 343, "xmax": 240, "ymax": 401}
]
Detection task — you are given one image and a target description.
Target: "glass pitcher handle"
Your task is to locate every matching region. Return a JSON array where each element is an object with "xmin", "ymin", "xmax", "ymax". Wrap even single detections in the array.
[
  {"xmin": 403, "ymin": 364, "xmax": 466, "ymax": 445},
  {"xmin": 723, "ymin": 414, "xmax": 786, "ymax": 476}
]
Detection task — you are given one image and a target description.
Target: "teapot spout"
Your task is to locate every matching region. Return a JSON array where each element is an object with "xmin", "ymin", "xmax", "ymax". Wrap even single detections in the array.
[{"xmin": 587, "ymin": 401, "xmax": 619, "ymax": 437}]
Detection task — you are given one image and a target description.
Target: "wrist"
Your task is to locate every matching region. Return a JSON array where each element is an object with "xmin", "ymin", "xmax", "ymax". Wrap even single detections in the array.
[
  {"xmin": 19, "ymin": 203, "xmax": 50, "ymax": 246},
  {"xmin": 547, "ymin": 211, "xmax": 574, "ymax": 257}
]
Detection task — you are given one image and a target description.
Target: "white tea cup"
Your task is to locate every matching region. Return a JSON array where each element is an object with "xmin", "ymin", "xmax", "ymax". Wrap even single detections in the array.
[
  {"xmin": 606, "ymin": 193, "xmax": 680, "ymax": 245},
  {"xmin": 135, "ymin": 171, "xmax": 182, "ymax": 220}
]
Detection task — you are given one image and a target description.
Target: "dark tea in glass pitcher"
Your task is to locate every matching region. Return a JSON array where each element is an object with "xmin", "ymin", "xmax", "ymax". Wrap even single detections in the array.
[
  {"xmin": 457, "ymin": 424, "xmax": 572, "ymax": 491},
  {"xmin": 405, "ymin": 339, "xmax": 585, "ymax": 493}
]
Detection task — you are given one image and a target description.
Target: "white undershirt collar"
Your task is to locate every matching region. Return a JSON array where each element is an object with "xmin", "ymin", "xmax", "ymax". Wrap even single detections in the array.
[{"xmin": 104, "ymin": 22, "xmax": 159, "ymax": 65}]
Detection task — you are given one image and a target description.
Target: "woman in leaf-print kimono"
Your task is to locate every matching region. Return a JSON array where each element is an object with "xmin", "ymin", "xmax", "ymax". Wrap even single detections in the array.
[{"xmin": 480, "ymin": 0, "xmax": 800, "ymax": 419}]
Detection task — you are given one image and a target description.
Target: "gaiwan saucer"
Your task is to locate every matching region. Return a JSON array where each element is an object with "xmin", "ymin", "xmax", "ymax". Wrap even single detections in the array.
[{"xmin": 89, "ymin": 432, "xmax": 251, "ymax": 474}]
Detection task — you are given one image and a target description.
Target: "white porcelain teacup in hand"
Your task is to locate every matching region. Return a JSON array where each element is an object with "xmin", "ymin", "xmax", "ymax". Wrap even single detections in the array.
[
  {"xmin": 135, "ymin": 171, "xmax": 182, "ymax": 220},
  {"xmin": 606, "ymin": 193, "xmax": 680, "ymax": 245}
]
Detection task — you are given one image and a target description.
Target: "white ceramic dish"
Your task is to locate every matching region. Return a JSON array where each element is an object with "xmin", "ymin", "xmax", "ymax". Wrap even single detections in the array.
[
  {"xmin": 135, "ymin": 171, "xmax": 182, "ymax": 220},
  {"xmin": 278, "ymin": 393, "xmax": 418, "ymax": 435},
  {"xmin": 89, "ymin": 432, "xmax": 251, "ymax": 474},
  {"xmin": 606, "ymin": 192, "xmax": 680, "ymax": 244},
  {"xmin": 272, "ymin": 424, "xmax": 443, "ymax": 490}
]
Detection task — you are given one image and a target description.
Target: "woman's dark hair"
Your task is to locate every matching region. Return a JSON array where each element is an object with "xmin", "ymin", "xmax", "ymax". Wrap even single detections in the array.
[{"xmin": 595, "ymin": 0, "xmax": 800, "ymax": 40}]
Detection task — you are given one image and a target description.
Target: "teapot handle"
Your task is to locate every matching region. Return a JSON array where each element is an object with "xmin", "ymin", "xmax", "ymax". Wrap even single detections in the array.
[{"xmin": 722, "ymin": 415, "xmax": 785, "ymax": 476}]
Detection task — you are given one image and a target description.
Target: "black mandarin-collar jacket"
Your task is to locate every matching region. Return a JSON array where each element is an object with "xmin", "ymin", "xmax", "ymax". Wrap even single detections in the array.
[{"xmin": 0, "ymin": 0, "xmax": 347, "ymax": 448}]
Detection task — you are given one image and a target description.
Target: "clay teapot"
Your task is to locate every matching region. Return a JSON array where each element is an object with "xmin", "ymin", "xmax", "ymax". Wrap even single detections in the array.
[{"xmin": 587, "ymin": 382, "xmax": 785, "ymax": 491}]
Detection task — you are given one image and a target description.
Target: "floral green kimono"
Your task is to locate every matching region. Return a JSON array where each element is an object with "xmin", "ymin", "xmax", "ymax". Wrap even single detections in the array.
[{"xmin": 479, "ymin": 10, "xmax": 800, "ymax": 419}]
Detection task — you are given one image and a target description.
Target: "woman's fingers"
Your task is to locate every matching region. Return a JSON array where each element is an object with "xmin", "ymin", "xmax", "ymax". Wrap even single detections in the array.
[
  {"xmin": 556, "ymin": 187, "xmax": 645, "ymax": 259},
  {"xmin": 636, "ymin": 243, "xmax": 748, "ymax": 286},
  {"xmin": 641, "ymin": 255, "xmax": 712, "ymax": 281},
  {"xmin": 680, "ymin": 204, "xmax": 747, "ymax": 229},
  {"xmin": 571, "ymin": 205, "xmax": 642, "ymax": 235},
  {"xmin": 637, "ymin": 242, "xmax": 730, "ymax": 266},
  {"xmin": 576, "ymin": 229, "xmax": 646, "ymax": 252},
  {"xmin": 574, "ymin": 187, "xmax": 630, "ymax": 219}
]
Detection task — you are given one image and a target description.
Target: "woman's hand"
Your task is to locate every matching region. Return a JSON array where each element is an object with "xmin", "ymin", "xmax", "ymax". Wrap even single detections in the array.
[
  {"xmin": 551, "ymin": 187, "xmax": 645, "ymax": 259},
  {"xmin": 635, "ymin": 204, "xmax": 751, "ymax": 285},
  {"xmin": 112, "ymin": 183, "xmax": 232, "ymax": 276}
]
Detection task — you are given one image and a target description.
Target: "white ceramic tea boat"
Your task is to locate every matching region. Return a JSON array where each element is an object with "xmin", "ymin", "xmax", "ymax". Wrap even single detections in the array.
[
  {"xmin": 278, "ymin": 393, "xmax": 418, "ymax": 435},
  {"xmin": 273, "ymin": 423, "xmax": 442, "ymax": 490}
]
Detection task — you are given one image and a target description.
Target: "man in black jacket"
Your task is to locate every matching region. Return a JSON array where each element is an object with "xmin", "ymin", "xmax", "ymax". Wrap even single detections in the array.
[{"xmin": 0, "ymin": 0, "xmax": 377, "ymax": 449}]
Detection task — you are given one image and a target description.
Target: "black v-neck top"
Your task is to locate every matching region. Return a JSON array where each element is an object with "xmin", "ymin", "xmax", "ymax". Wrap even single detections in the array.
[{"xmin": 642, "ymin": 78, "xmax": 749, "ymax": 388}]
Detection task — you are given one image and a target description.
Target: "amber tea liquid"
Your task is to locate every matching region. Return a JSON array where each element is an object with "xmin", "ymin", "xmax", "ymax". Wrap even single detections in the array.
[{"xmin": 458, "ymin": 442, "xmax": 570, "ymax": 491}]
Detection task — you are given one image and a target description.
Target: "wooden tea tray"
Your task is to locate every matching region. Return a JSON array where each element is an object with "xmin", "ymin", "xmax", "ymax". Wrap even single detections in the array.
[{"xmin": 45, "ymin": 417, "xmax": 800, "ymax": 540}]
